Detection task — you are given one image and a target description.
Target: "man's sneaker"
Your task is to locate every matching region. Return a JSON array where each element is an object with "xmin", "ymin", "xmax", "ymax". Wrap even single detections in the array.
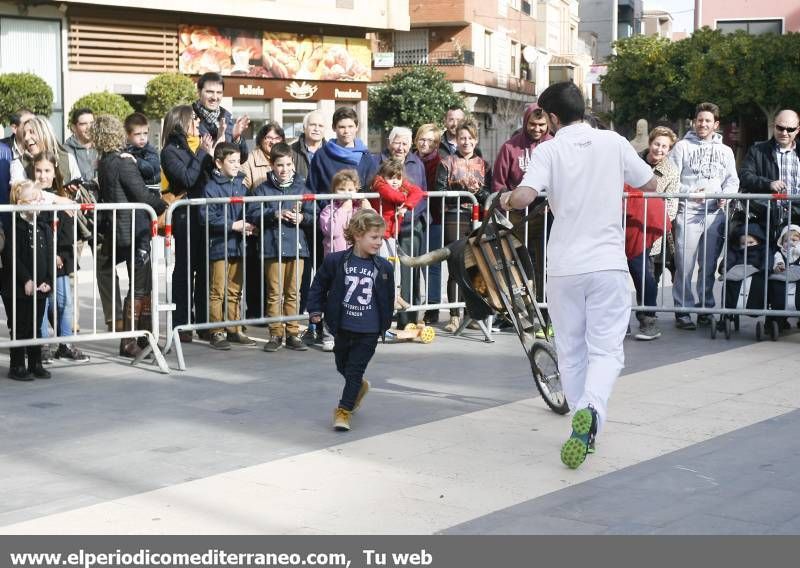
[
  {"xmin": 353, "ymin": 379, "xmax": 370, "ymax": 412},
  {"xmin": 55, "ymin": 343, "xmax": 90, "ymax": 362},
  {"xmin": 263, "ymin": 337, "xmax": 283, "ymax": 352},
  {"xmin": 209, "ymin": 332, "xmax": 231, "ymax": 351},
  {"xmin": 675, "ymin": 316, "xmax": 696, "ymax": 330},
  {"xmin": 696, "ymin": 314, "xmax": 713, "ymax": 327},
  {"xmin": 635, "ymin": 318, "xmax": 662, "ymax": 341},
  {"xmin": 560, "ymin": 407, "xmax": 598, "ymax": 469},
  {"xmin": 322, "ymin": 338, "xmax": 335, "ymax": 352},
  {"xmin": 41, "ymin": 346, "xmax": 55, "ymax": 365},
  {"xmin": 333, "ymin": 407, "xmax": 352, "ymax": 431},
  {"xmin": 227, "ymin": 332, "xmax": 256, "ymax": 346},
  {"xmin": 285, "ymin": 335, "xmax": 308, "ymax": 351}
]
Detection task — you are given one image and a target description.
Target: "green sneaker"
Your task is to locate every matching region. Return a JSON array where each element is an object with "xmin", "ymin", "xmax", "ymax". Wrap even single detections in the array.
[
  {"xmin": 560, "ymin": 407, "xmax": 597, "ymax": 469},
  {"xmin": 535, "ymin": 323, "xmax": 554, "ymax": 339}
]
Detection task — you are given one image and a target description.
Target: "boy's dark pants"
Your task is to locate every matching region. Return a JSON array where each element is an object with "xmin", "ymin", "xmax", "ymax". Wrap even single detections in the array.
[{"xmin": 334, "ymin": 329, "xmax": 379, "ymax": 411}]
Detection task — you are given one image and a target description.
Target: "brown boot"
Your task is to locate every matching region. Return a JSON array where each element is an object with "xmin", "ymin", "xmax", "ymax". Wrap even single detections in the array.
[
  {"xmin": 119, "ymin": 298, "xmax": 144, "ymax": 358},
  {"xmin": 136, "ymin": 296, "xmax": 152, "ymax": 350}
]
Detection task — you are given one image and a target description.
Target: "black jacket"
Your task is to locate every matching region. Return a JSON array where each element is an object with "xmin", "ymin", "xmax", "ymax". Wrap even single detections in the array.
[
  {"xmin": 290, "ymin": 134, "xmax": 324, "ymax": 182},
  {"xmin": 192, "ymin": 103, "xmax": 249, "ymax": 164},
  {"xmin": 127, "ymin": 142, "xmax": 161, "ymax": 186},
  {"xmin": 54, "ymin": 210, "xmax": 76, "ymax": 277},
  {"xmin": 160, "ymin": 132, "xmax": 213, "ymax": 199},
  {"xmin": 306, "ymin": 248, "xmax": 394, "ymax": 336},
  {"xmin": 739, "ymin": 139, "xmax": 800, "ymax": 227},
  {"xmin": 726, "ymin": 223, "xmax": 770, "ymax": 270},
  {"xmin": 1, "ymin": 213, "xmax": 54, "ymax": 297},
  {"xmin": 97, "ymin": 152, "xmax": 167, "ymax": 247}
]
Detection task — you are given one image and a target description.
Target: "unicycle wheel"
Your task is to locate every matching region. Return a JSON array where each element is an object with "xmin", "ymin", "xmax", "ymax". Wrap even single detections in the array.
[{"xmin": 529, "ymin": 341, "xmax": 569, "ymax": 415}]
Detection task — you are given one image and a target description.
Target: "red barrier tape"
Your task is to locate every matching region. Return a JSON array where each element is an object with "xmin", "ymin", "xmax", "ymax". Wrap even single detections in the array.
[
  {"xmin": 472, "ymin": 204, "xmax": 480, "ymax": 222},
  {"xmin": 151, "ymin": 220, "xmax": 158, "ymax": 238},
  {"xmin": 624, "ymin": 190, "xmax": 644, "ymax": 199},
  {"xmin": 80, "ymin": 203, "xmax": 95, "ymax": 211},
  {"xmin": 772, "ymin": 194, "xmax": 789, "ymax": 200},
  {"xmin": 230, "ymin": 196, "xmax": 244, "ymax": 204},
  {"xmin": 302, "ymin": 194, "xmax": 315, "ymax": 201},
  {"xmin": 164, "ymin": 224, "xmax": 172, "ymax": 247}
]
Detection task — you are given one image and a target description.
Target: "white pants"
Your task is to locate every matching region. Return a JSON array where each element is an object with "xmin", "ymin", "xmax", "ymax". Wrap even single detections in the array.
[{"xmin": 546, "ymin": 270, "xmax": 630, "ymax": 431}]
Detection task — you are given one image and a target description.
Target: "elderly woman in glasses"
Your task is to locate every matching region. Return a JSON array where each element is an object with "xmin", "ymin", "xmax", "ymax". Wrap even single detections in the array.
[{"xmin": 242, "ymin": 121, "xmax": 285, "ymax": 190}]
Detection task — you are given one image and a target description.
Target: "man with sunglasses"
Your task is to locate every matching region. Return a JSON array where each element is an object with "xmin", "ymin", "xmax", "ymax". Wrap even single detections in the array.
[{"xmin": 740, "ymin": 109, "xmax": 800, "ymax": 233}]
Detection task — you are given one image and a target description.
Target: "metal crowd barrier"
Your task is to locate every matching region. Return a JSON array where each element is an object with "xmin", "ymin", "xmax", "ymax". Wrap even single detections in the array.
[
  {"xmin": 0, "ymin": 202, "xmax": 169, "ymax": 373},
  {"xmin": 161, "ymin": 191, "xmax": 482, "ymax": 370},
  {"xmin": 619, "ymin": 191, "xmax": 800, "ymax": 339}
]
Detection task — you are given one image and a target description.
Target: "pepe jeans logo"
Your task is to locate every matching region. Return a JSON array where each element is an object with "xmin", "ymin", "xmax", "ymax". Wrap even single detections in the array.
[{"xmin": 285, "ymin": 81, "xmax": 318, "ymax": 99}]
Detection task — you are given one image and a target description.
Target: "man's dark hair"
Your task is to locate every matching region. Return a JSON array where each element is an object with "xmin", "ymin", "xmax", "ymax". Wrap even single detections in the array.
[
  {"xmin": 332, "ymin": 106, "xmax": 358, "ymax": 128},
  {"xmin": 70, "ymin": 107, "xmax": 93, "ymax": 125},
  {"xmin": 10, "ymin": 108, "xmax": 34, "ymax": 127},
  {"xmin": 256, "ymin": 121, "xmax": 285, "ymax": 148},
  {"xmin": 446, "ymin": 104, "xmax": 464, "ymax": 113},
  {"xmin": 537, "ymin": 81, "xmax": 585, "ymax": 125},
  {"xmin": 124, "ymin": 112, "xmax": 149, "ymax": 133},
  {"xmin": 695, "ymin": 102, "xmax": 720, "ymax": 121},
  {"xmin": 214, "ymin": 141, "xmax": 240, "ymax": 163},
  {"xmin": 197, "ymin": 72, "xmax": 225, "ymax": 91},
  {"xmin": 269, "ymin": 142, "xmax": 293, "ymax": 163}
]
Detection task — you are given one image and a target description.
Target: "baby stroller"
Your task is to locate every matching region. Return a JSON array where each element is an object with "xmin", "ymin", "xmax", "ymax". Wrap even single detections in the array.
[
  {"xmin": 713, "ymin": 223, "xmax": 769, "ymax": 340},
  {"xmin": 400, "ymin": 197, "xmax": 568, "ymax": 415}
]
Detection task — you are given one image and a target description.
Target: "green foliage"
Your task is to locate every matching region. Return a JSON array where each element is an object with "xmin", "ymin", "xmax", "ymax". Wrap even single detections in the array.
[
  {"xmin": 603, "ymin": 29, "xmax": 800, "ymax": 134},
  {"xmin": 0, "ymin": 73, "xmax": 53, "ymax": 125},
  {"xmin": 369, "ymin": 66, "xmax": 464, "ymax": 134},
  {"xmin": 70, "ymin": 91, "xmax": 134, "ymax": 123},
  {"xmin": 143, "ymin": 73, "xmax": 197, "ymax": 120}
]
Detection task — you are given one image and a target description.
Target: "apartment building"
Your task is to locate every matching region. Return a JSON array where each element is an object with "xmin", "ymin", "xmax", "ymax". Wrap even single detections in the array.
[
  {"xmin": 579, "ymin": 0, "xmax": 643, "ymax": 62},
  {"xmin": 0, "ymin": 0, "xmax": 410, "ymax": 142},
  {"xmin": 371, "ymin": 0, "xmax": 586, "ymax": 163},
  {"xmin": 695, "ymin": 0, "xmax": 800, "ymax": 33}
]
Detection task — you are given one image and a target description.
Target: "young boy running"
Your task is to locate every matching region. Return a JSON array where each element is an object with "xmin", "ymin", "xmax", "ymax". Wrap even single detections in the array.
[{"xmin": 306, "ymin": 209, "xmax": 394, "ymax": 431}]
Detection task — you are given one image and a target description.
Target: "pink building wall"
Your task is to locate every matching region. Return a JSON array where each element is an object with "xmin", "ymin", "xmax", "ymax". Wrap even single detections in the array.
[{"xmin": 696, "ymin": 0, "xmax": 800, "ymax": 32}]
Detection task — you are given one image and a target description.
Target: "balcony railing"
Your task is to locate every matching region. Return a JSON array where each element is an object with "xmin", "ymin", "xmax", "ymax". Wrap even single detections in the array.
[{"xmin": 394, "ymin": 49, "xmax": 476, "ymax": 67}]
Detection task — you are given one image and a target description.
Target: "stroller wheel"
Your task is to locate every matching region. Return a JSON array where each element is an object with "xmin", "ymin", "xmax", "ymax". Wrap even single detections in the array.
[
  {"xmin": 755, "ymin": 321, "xmax": 763, "ymax": 341},
  {"xmin": 769, "ymin": 319, "xmax": 779, "ymax": 341}
]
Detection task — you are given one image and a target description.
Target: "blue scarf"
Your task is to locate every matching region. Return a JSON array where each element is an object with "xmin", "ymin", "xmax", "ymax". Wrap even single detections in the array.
[{"xmin": 323, "ymin": 139, "xmax": 369, "ymax": 166}]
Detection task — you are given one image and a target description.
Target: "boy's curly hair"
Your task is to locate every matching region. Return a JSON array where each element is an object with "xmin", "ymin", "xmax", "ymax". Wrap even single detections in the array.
[{"xmin": 344, "ymin": 209, "xmax": 385, "ymax": 245}]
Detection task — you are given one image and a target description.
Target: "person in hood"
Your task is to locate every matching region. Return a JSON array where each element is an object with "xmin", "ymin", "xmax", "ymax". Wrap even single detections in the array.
[
  {"xmin": 493, "ymin": 103, "xmax": 553, "ymax": 331},
  {"xmin": 719, "ymin": 223, "xmax": 769, "ymax": 329},
  {"xmin": 768, "ymin": 224, "xmax": 800, "ymax": 331},
  {"xmin": 670, "ymin": 102, "xmax": 739, "ymax": 331},
  {"xmin": 64, "ymin": 108, "xmax": 98, "ymax": 182}
]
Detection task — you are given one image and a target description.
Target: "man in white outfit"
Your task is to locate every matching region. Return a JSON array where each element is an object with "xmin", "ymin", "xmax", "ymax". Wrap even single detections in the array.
[{"xmin": 499, "ymin": 82, "xmax": 657, "ymax": 469}]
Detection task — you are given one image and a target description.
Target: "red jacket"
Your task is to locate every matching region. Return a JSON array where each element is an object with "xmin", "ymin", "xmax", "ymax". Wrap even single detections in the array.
[
  {"xmin": 624, "ymin": 185, "xmax": 671, "ymax": 259},
  {"xmin": 370, "ymin": 176, "xmax": 424, "ymax": 238}
]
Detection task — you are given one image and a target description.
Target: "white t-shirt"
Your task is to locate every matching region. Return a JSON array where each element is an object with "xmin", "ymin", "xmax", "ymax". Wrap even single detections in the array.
[{"xmin": 519, "ymin": 123, "xmax": 653, "ymax": 277}]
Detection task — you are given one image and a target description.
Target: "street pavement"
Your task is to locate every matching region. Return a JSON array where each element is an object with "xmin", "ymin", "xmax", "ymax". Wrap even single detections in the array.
[{"xmin": 1, "ymin": 293, "xmax": 799, "ymax": 534}]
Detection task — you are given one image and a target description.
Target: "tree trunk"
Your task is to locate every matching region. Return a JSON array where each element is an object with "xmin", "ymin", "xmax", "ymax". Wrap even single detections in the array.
[{"xmin": 758, "ymin": 103, "xmax": 778, "ymax": 139}]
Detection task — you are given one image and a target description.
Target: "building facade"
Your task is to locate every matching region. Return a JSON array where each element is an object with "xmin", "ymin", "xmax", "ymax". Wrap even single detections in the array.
[
  {"xmin": 578, "ymin": 0, "xmax": 644, "ymax": 62},
  {"xmin": 0, "ymin": 0, "xmax": 410, "ymax": 144},
  {"xmin": 695, "ymin": 0, "xmax": 800, "ymax": 33},
  {"xmin": 370, "ymin": 0, "xmax": 585, "ymax": 163},
  {"xmin": 643, "ymin": 10, "xmax": 674, "ymax": 39}
]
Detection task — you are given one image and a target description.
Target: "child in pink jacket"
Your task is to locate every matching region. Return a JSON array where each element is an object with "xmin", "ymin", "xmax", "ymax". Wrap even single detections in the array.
[{"xmin": 319, "ymin": 169, "xmax": 372, "ymax": 256}]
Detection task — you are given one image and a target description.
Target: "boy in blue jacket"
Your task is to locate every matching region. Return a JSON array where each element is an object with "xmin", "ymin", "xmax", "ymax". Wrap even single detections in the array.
[
  {"xmin": 307, "ymin": 209, "xmax": 395, "ymax": 432},
  {"xmin": 249, "ymin": 142, "xmax": 314, "ymax": 352},
  {"xmin": 200, "ymin": 143, "xmax": 256, "ymax": 350}
]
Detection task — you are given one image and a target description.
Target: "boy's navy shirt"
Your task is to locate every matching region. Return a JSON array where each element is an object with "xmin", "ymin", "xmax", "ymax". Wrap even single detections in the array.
[
  {"xmin": 340, "ymin": 254, "xmax": 379, "ymax": 333},
  {"xmin": 306, "ymin": 248, "xmax": 394, "ymax": 336}
]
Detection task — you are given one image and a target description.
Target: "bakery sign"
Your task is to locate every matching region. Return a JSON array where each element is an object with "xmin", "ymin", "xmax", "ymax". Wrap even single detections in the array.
[
  {"xmin": 224, "ymin": 78, "xmax": 368, "ymax": 101},
  {"xmin": 180, "ymin": 26, "xmax": 371, "ymax": 81}
]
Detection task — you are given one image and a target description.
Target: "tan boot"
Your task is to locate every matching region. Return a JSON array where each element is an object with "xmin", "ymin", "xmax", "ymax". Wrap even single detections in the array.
[
  {"xmin": 119, "ymin": 298, "xmax": 144, "ymax": 358},
  {"xmin": 333, "ymin": 407, "xmax": 352, "ymax": 431},
  {"xmin": 444, "ymin": 316, "xmax": 460, "ymax": 333}
]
